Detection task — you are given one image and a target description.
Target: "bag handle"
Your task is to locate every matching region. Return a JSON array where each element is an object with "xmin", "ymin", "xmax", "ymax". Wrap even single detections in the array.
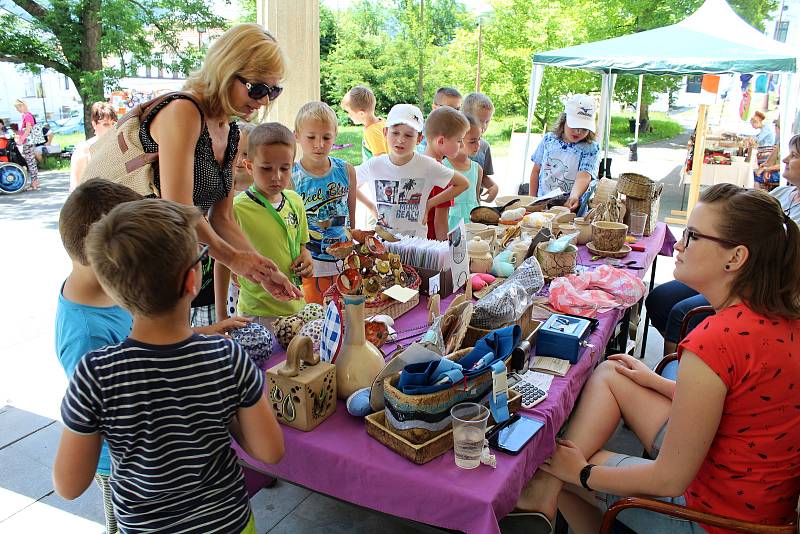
[{"xmin": 117, "ymin": 91, "xmax": 205, "ymax": 128}]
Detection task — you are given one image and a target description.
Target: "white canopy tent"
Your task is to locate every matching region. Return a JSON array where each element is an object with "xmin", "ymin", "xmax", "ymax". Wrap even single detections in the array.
[{"xmin": 522, "ymin": 0, "xmax": 799, "ymax": 216}]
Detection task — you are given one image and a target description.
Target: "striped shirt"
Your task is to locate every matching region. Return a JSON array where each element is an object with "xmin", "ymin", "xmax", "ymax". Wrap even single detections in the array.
[{"xmin": 61, "ymin": 334, "xmax": 264, "ymax": 534}]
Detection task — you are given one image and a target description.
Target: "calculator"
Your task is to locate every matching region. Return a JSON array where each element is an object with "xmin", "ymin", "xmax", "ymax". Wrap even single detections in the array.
[{"xmin": 508, "ymin": 373, "xmax": 548, "ymax": 409}]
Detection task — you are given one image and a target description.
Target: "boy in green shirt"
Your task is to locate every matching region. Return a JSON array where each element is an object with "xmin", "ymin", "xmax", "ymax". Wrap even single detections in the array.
[{"xmin": 233, "ymin": 123, "xmax": 312, "ymax": 332}]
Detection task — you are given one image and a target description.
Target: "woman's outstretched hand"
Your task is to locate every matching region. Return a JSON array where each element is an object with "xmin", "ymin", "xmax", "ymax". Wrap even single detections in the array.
[{"xmin": 228, "ymin": 250, "xmax": 302, "ymax": 300}]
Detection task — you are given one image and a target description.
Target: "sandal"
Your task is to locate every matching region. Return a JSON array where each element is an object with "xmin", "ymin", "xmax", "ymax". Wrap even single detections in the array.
[{"xmin": 499, "ymin": 511, "xmax": 554, "ymax": 534}]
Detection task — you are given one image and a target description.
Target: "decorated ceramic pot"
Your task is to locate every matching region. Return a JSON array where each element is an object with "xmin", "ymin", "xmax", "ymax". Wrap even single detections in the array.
[
  {"xmin": 299, "ymin": 303, "xmax": 324, "ymax": 323},
  {"xmin": 298, "ymin": 318, "xmax": 324, "ymax": 354},
  {"xmin": 573, "ymin": 217, "xmax": 593, "ymax": 245},
  {"xmin": 274, "ymin": 315, "xmax": 305, "ymax": 350},
  {"xmin": 592, "ymin": 221, "xmax": 628, "ymax": 252},
  {"xmin": 467, "ymin": 236, "xmax": 493, "ymax": 274},
  {"xmin": 230, "ymin": 322, "xmax": 274, "ymax": 369}
]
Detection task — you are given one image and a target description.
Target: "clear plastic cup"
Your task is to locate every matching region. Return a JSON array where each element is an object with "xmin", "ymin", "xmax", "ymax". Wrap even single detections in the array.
[
  {"xmin": 629, "ymin": 212, "xmax": 648, "ymax": 238},
  {"xmin": 451, "ymin": 402, "xmax": 490, "ymax": 469}
]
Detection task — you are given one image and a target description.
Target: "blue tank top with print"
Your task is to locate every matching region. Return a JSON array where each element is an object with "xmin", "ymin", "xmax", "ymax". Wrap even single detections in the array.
[{"xmin": 292, "ymin": 157, "xmax": 350, "ymax": 266}]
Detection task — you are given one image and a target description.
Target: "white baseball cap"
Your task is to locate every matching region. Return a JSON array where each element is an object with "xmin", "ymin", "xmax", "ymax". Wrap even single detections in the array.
[
  {"xmin": 386, "ymin": 104, "xmax": 425, "ymax": 132},
  {"xmin": 564, "ymin": 94, "xmax": 597, "ymax": 133}
]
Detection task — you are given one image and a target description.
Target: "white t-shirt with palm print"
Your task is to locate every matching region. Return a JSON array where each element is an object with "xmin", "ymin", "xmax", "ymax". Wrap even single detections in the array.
[{"xmin": 356, "ymin": 152, "xmax": 454, "ymax": 237}]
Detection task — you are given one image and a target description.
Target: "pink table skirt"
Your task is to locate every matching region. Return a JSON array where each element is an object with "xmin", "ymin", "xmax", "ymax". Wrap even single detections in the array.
[{"xmin": 235, "ymin": 223, "xmax": 675, "ymax": 534}]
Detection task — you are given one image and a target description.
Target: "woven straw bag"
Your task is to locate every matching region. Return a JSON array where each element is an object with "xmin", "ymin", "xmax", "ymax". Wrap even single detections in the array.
[
  {"xmin": 81, "ymin": 92, "xmax": 202, "ymax": 196},
  {"xmin": 617, "ymin": 173, "xmax": 656, "ymax": 199}
]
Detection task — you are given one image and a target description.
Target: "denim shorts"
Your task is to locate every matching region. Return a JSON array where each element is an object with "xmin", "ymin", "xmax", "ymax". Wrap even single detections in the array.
[{"xmin": 593, "ymin": 422, "xmax": 708, "ymax": 534}]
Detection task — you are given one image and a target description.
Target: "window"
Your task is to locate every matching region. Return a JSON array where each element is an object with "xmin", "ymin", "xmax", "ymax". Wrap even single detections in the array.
[{"xmin": 776, "ymin": 21, "xmax": 789, "ymax": 43}]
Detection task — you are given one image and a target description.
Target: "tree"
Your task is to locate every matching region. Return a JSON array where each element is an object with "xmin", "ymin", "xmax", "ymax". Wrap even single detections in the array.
[{"xmin": 0, "ymin": 0, "xmax": 225, "ymax": 137}]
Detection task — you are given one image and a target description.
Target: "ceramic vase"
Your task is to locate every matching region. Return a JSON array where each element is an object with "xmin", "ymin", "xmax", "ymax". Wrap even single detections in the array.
[{"xmin": 335, "ymin": 295, "xmax": 385, "ymax": 399}]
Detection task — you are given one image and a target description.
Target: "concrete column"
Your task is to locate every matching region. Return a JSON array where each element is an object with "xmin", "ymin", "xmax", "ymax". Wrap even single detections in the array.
[{"xmin": 257, "ymin": 0, "xmax": 320, "ymax": 128}]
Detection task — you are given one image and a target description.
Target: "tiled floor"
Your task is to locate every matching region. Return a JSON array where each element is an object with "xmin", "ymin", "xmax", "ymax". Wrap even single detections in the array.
[{"xmin": 0, "ymin": 129, "xmax": 686, "ymax": 532}]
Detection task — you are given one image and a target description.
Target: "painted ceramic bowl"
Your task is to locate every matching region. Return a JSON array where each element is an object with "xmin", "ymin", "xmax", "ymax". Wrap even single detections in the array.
[
  {"xmin": 336, "ymin": 268, "xmax": 363, "ymax": 295},
  {"xmin": 327, "ymin": 241, "xmax": 355, "ymax": 260}
]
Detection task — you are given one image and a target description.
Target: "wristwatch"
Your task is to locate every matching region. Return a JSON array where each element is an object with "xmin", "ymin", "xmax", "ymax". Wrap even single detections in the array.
[{"xmin": 579, "ymin": 463, "xmax": 596, "ymax": 491}]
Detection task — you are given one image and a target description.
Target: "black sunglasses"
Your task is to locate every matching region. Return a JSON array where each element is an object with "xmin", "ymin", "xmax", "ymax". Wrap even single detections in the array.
[
  {"xmin": 681, "ymin": 228, "xmax": 739, "ymax": 249},
  {"xmin": 180, "ymin": 244, "xmax": 209, "ymax": 299},
  {"xmin": 236, "ymin": 75, "xmax": 283, "ymax": 101}
]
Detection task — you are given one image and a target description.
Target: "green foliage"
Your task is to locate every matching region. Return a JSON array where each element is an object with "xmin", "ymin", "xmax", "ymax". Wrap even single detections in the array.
[
  {"xmin": 0, "ymin": 0, "xmax": 225, "ymax": 136},
  {"xmin": 321, "ymin": 0, "xmax": 775, "ymax": 130}
]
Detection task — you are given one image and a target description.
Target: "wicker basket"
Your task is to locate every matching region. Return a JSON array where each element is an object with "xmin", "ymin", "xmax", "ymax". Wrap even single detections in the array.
[
  {"xmin": 462, "ymin": 303, "xmax": 537, "ymax": 350},
  {"xmin": 618, "ymin": 173, "xmax": 657, "ymax": 199},
  {"xmin": 623, "ymin": 182, "xmax": 663, "ymax": 236},
  {"xmin": 383, "ymin": 348, "xmax": 510, "ymax": 445}
]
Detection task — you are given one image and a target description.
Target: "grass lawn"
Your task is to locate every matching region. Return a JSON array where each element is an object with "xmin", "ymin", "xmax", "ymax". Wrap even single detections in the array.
[{"xmin": 38, "ymin": 132, "xmax": 87, "ymax": 171}]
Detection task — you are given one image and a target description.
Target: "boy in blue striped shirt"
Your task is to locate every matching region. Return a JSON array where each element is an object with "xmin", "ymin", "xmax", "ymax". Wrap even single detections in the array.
[{"xmin": 54, "ymin": 199, "xmax": 284, "ymax": 534}]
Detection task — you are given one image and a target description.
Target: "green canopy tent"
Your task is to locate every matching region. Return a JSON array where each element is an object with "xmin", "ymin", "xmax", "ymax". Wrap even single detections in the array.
[{"xmin": 523, "ymin": 0, "xmax": 799, "ymax": 216}]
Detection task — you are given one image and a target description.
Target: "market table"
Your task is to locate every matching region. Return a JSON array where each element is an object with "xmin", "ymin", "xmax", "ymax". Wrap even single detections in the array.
[{"xmin": 234, "ymin": 223, "xmax": 676, "ymax": 534}]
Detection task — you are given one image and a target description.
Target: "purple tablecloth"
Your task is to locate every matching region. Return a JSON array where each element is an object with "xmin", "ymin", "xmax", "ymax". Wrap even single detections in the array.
[{"xmin": 234, "ymin": 223, "xmax": 676, "ymax": 534}]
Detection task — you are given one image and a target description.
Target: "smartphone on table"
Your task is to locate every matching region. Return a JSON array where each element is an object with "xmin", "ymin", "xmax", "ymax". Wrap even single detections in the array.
[{"xmin": 486, "ymin": 414, "xmax": 545, "ymax": 455}]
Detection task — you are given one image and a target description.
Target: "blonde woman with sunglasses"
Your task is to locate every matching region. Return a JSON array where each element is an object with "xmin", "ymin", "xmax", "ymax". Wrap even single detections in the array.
[{"xmin": 144, "ymin": 23, "xmax": 300, "ymax": 314}]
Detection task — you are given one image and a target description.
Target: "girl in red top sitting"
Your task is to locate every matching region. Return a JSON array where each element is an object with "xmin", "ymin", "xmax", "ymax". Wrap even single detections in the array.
[{"xmin": 504, "ymin": 184, "xmax": 800, "ymax": 534}]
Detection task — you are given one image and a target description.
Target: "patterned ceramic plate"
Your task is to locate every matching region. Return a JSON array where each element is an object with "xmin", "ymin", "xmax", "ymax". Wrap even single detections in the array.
[{"xmin": 320, "ymin": 300, "xmax": 344, "ymax": 363}]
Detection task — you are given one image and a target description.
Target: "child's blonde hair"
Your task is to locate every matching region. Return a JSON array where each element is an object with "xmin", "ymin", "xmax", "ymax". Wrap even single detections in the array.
[
  {"xmin": 552, "ymin": 113, "xmax": 596, "ymax": 143},
  {"xmin": 85, "ymin": 199, "xmax": 202, "ymax": 316},
  {"xmin": 434, "ymin": 87, "xmax": 462, "ymax": 106},
  {"xmin": 248, "ymin": 122, "xmax": 296, "ymax": 158},
  {"xmin": 424, "ymin": 107, "xmax": 469, "ymax": 140},
  {"xmin": 341, "ymin": 85, "xmax": 376, "ymax": 112},
  {"xmin": 462, "ymin": 92, "xmax": 495, "ymax": 115},
  {"xmin": 294, "ymin": 101, "xmax": 338, "ymax": 132},
  {"xmin": 184, "ymin": 24, "xmax": 287, "ymax": 119},
  {"xmin": 463, "ymin": 113, "xmax": 480, "ymax": 131},
  {"xmin": 59, "ymin": 179, "xmax": 143, "ymax": 265}
]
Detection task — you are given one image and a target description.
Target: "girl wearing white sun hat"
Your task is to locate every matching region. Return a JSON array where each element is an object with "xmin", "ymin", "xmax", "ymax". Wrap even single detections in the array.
[{"xmin": 528, "ymin": 94, "xmax": 600, "ymax": 212}]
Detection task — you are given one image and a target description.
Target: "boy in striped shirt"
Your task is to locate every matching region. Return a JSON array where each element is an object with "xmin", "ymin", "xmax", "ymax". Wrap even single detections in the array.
[{"xmin": 54, "ymin": 199, "xmax": 284, "ymax": 534}]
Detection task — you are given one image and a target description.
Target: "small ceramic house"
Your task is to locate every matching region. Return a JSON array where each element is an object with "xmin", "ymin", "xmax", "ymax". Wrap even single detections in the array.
[{"xmin": 266, "ymin": 336, "xmax": 336, "ymax": 431}]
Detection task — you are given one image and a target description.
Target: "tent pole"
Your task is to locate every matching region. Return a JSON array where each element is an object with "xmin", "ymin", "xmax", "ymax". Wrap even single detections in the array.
[
  {"xmin": 687, "ymin": 104, "xmax": 709, "ymax": 214},
  {"xmin": 604, "ymin": 72, "xmax": 615, "ymax": 163},
  {"xmin": 522, "ymin": 63, "xmax": 543, "ymax": 187},
  {"xmin": 634, "ymin": 74, "xmax": 643, "ymax": 143}
]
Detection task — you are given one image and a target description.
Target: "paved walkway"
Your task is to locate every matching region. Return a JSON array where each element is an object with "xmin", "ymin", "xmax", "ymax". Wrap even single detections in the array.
[{"xmin": 0, "ymin": 130, "xmax": 684, "ymax": 531}]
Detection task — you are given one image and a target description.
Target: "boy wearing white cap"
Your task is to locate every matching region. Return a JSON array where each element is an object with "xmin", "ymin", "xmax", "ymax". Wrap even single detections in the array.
[
  {"xmin": 528, "ymin": 94, "xmax": 600, "ymax": 212},
  {"xmin": 356, "ymin": 104, "xmax": 469, "ymax": 237}
]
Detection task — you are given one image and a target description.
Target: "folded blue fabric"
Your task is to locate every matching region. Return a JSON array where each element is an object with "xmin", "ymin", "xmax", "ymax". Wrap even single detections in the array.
[
  {"xmin": 460, "ymin": 325, "xmax": 522, "ymax": 377},
  {"xmin": 398, "ymin": 358, "xmax": 464, "ymax": 394}
]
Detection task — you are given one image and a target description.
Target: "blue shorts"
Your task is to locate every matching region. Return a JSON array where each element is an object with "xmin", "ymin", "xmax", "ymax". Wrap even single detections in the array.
[{"xmin": 593, "ymin": 422, "xmax": 708, "ymax": 534}]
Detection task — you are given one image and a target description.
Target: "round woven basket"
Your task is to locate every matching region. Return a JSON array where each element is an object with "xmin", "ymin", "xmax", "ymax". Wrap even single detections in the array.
[{"xmin": 618, "ymin": 173, "xmax": 657, "ymax": 199}]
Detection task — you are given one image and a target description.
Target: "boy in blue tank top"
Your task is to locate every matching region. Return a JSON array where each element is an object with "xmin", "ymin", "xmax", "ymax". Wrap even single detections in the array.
[
  {"xmin": 54, "ymin": 179, "xmax": 143, "ymax": 534},
  {"xmin": 292, "ymin": 102, "xmax": 362, "ymax": 303}
]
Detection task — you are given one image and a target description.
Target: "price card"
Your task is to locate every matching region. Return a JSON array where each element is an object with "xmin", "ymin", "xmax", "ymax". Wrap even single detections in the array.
[{"xmin": 428, "ymin": 273, "xmax": 441, "ymax": 295}]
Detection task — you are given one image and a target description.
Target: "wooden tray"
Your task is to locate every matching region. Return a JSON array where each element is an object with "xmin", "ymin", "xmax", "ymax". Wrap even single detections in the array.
[{"xmin": 365, "ymin": 390, "xmax": 521, "ymax": 464}]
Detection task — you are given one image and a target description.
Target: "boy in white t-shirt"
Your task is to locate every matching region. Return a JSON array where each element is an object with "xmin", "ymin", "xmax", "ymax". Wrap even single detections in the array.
[{"xmin": 356, "ymin": 104, "xmax": 469, "ymax": 237}]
